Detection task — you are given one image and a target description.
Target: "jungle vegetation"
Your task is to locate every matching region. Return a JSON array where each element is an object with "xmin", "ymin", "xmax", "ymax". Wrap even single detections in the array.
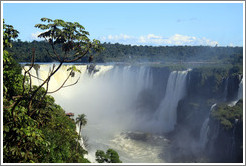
[{"xmin": 3, "ymin": 18, "xmax": 121, "ymax": 163}]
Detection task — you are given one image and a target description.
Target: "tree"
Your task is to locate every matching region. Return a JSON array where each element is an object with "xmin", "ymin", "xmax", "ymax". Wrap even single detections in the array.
[
  {"xmin": 3, "ymin": 18, "xmax": 103, "ymax": 163},
  {"xmin": 19, "ymin": 18, "xmax": 103, "ymax": 111},
  {"xmin": 8, "ymin": 17, "xmax": 103, "ymax": 120},
  {"xmin": 3, "ymin": 19, "xmax": 19, "ymax": 49},
  {"xmin": 95, "ymin": 150, "xmax": 107, "ymax": 163},
  {"xmin": 95, "ymin": 149, "xmax": 122, "ymax": 163},
  {"xmin": 34, "ymin": 17, "xmax": 103, "ymax": 63},
  {"xmin": 3, "ymin": 20, "xmax": 50, "ymax": 163},
  {"xmin": 3, "ymin": 20, "xmax": 22, "ymax": 99},
  {"xmin": 76, "ymin": 114, "xmax": 87, "ymax": 151},
  {"xmin": 106, "ymin": 149, "xmax": 122, "ymax": 163}
]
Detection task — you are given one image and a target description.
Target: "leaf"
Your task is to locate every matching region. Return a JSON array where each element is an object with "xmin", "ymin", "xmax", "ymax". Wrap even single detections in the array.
[
  {"xmin": 4, "ymin": 126, "xmax": 9, "ymax": 132},
  {"xmin": 41, "ymin": 17, "xmax": 53, "ymax": 23},
  {"xmin": 21, "ymin": 152, "xmax": 25, "ymax": 157}
]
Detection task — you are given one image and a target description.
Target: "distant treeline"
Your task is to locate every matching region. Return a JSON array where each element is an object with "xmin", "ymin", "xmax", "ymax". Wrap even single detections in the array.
[{"xmin": 7, "ymin": 40, "xmax": 243, "ymax": 64}]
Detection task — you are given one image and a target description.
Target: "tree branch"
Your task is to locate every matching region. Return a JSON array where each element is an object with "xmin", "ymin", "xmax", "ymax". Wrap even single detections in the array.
[
  {"xmin": 48, "ymin": 75, "xmax": 80, "ymax": 94},
  {"xmin": 28, "ymin": 61, "xmax": 64, "ymax": 109},
  {"xmin": 64, "ymin": 44, "xmax": 91, "ymax": 63},
  {"xmin": 47, "ymin": 70, "xmax": 72, "ymax": 94}
]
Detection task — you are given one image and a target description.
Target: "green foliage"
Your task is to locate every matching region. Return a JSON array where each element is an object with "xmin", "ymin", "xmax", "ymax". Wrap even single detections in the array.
[
  {"xmin": 211, "ymin": 100, "xmax": 243, "ymax": 130},
  {"xmin": 67, "ymin": 65, "xmax": 81, "ymax": 77},
  {"xmin": 3, "ymin": 53, "xmax": 24, "ymax": 98},
  {"xmin": 95, "ymin": 149, "xmax": 122, "ymax": 163},
  {"xmin": 3, "ymin": 20, "xmax": 23, "ymax": 99},
  {"xmin": 75, "ymin": 114, "xmax": 87, "ymax": 151},
  {"xmin": 40, "ymin": 103, "xmax": 89, "ymax": 163},
  {"xmin": 3, "ymin": 84, "xmax": 89, "ymax": 162},
  {"xmin": 76, "ymin": 114, "xmax": 87, "ymax": 128},
  {"xmin": 3, "ymin": 92, "xmax": 50, "ymax": 162},
  {"xmin": 188, "ymin": 66, "xmax": 230, "ymax": 99},
  {"xmin": 7, "ymin": 41, "xmax": 243, "ymax": 65},
  {"xmin": 34, "ymin": 17, "xmax": 103, "ymax": 63},
  {"xmin": 3, "ymin": 19, "xmax": 92, "ymax": 163},
  {"xmin": 229, "ymin": 65, "xmax": 243, "ymax": 76},
  {"xmin": 3, "ymin": 19, "xmax": 19, "ymax": 49},
  {"xmin": 95, "ymin": 150, "xmax": 107, "ymax": 163}
]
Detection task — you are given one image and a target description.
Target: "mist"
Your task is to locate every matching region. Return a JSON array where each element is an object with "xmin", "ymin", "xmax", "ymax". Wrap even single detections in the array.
[{"xmin": 23, "ymin": 63, "xmax": 243, "ymax": 163}]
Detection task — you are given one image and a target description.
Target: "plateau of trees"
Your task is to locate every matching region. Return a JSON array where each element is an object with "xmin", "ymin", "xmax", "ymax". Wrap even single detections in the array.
[
  {"xmin": 211, "ymin": 100, "xmax": 243, "ymax": 130},
  {"xmin": 7, "ymin": 40, "xmax": 243, "ymax": 65},
  {"xmin": 3, "ymin": 18, "xmax": 121, "ymax": 163}
]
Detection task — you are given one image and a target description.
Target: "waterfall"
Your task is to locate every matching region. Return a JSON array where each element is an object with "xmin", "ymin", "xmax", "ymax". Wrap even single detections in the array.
[
  {"xmin": 152, "ymin": 69, "xmax": 191, "ymax": 133},
  {"xmin": 76, "ymin": 124, "xmax": 87, "ymax": 151},
  {"xmin": 199, "ymin": 118, "xmax": 209, "ymax": 149},
  {"xmin": 22, "ymin": 64, "xmax": 114, "ymax": 92},
  {"xmin": 199, "ymin": 104, "xmax": 217, "ymax": 149},
  {"xmin": 105, "ymin": 65, "xmax": 153, "ymax": 100},
  {"xmin": 228, "ymin": 78, "xmax": 243, "ymax": 107},
  {"xmin": 21, "ymin": 64, "xmax": 194, "ymax": 162},
  {"xmin": 237, "ymin": 78, "xmax": 243, "ymax": 100}
]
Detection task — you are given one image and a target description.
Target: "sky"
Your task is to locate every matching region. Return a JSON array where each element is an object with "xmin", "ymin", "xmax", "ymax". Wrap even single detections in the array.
[{"xmin": 2, "ymin": 2, "xmax": 244, "ymax": 46}]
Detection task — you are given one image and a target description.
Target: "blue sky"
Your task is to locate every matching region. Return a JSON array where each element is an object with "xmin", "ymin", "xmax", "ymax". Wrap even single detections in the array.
[{"xmin": 2, "ymin": 2, "xmax": 244, "ymax": 46}]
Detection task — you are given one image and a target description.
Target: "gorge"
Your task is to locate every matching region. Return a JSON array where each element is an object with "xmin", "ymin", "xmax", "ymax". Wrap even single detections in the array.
[{"xmin": 22, "ymin": 63, "xmax": 243, "ymax": 163}]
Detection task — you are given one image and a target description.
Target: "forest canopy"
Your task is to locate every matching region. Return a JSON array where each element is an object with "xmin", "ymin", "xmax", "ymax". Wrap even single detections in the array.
[{"xmin": 7, "ymin": 40, "xmax": 243, "ymax": 64}]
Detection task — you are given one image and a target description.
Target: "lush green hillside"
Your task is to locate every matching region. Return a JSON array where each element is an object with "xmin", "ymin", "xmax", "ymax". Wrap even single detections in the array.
[{"xmin": 7, "ymin": 40, "xmax": 243, "ymax": 64}]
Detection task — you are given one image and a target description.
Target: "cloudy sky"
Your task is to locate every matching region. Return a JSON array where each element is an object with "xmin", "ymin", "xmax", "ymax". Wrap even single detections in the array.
[{"xmin": 2, "ymin": 2, "xmax": 244, "ymax": 46}]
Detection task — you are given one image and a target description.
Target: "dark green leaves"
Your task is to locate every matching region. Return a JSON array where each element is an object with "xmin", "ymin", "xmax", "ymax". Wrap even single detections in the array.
[
  {"xmin": 211, "ymin": 100, "xmax": 243, "ymax": 130},
  {"xmin": 35, "ymin": 17, "xmax": 103, "ymax": 62},
  {"xmin": 3, "ymin": 19, "xmax": 19, "ymax": 49},
  {"xmin": 76, "ymin": 114, "xmax": 87, "ymax": 127},
  {"xmin": 40, "ymin": 17, "xmax": 53, "ymax": 22},
  {"xmin": 35, "ymin": 18, "xmax": 90, "ymax": 48},
  {"xmin": 95, "ymin": 149, "xmax": 122, "ymax": 163}
]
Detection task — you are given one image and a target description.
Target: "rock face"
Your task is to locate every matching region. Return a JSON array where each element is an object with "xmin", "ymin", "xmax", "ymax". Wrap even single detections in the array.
[
  {"xmin": 174, "ymin": 68, "xmax": 243, "ymax": 163},
  {"xmin": 206, "ymin": 101, "xmax": 243, "ymax": 163},
  {"xmin": 137, "ymin": 65, "xmax": 243, "ymax": 162}
]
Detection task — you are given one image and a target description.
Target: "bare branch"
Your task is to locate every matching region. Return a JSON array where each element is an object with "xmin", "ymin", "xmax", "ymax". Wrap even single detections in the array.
[
  {"xmin": 48, "ymin": 76, "xmax": 81, "ymax": 94},
  {"xmin": 64, "ymin": 46, "xmax": 91, "ymax": 63},
  {"xmin": 47, "ymin": 71, "xmax": 72, "ymax": 94},
  {"xmin": 28, "ymin": 61, "xmax": 64, "ymax": 108},
  {"xmin": 21, "ymin": 67, "xmax": 27, "ymax": 96},
  {"xmin": 62, "ymin": 76, "xmax": 80, "ymax": 88},
  {"xmin": 28, "ymin": 71, "xmax": 32, "ymax": 93},
  {"xmin": 45, "ymin": 48, "xmax": 56, "ymax": 60},
  {"xmin": 28, "ymin": 74, "xmax": 44, "ymax": 82}
]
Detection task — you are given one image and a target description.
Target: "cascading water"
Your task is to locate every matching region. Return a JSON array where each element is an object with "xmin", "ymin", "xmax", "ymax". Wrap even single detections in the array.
[
  {"xmin": 199, "ymin": 104, "xmax": 217, "ymax": 149},
  {"xmin": 228, "ymin": 78, "xmax": 243, "ymax": 107},
  {"xmin": 237, "ymin": 78, "xmax": 243, "ymax": 101},
  {"xmin": 199, "ymin": 118, "xmax": 209, "ymax": 149},
  {"xmin": 22, "ymin": 63, "xmax": 191, "ymax": 162},
  {"xmin": 23, "ymin": 63, "xmax": 165, "ymax": 162},
  {"xmin": 150, "ymin": 69, "xmax": 190, "ymax": 133},
  {"xmin": 76, "ymin": 124, "xmax": 87, "ymax": 151}
]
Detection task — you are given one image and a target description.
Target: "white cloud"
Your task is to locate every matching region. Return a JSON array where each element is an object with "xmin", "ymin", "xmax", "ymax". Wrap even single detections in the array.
[
  {"xmin": 99, "ymin": 33, "xmax": 219, "ymax": 46},
  {"xmin": 31, "ymin": 31, "xmax": 42, "ymax": 41},
  {"xmin": 102, "ymin": 34, "xmax": 134, "ymax": 43}
]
